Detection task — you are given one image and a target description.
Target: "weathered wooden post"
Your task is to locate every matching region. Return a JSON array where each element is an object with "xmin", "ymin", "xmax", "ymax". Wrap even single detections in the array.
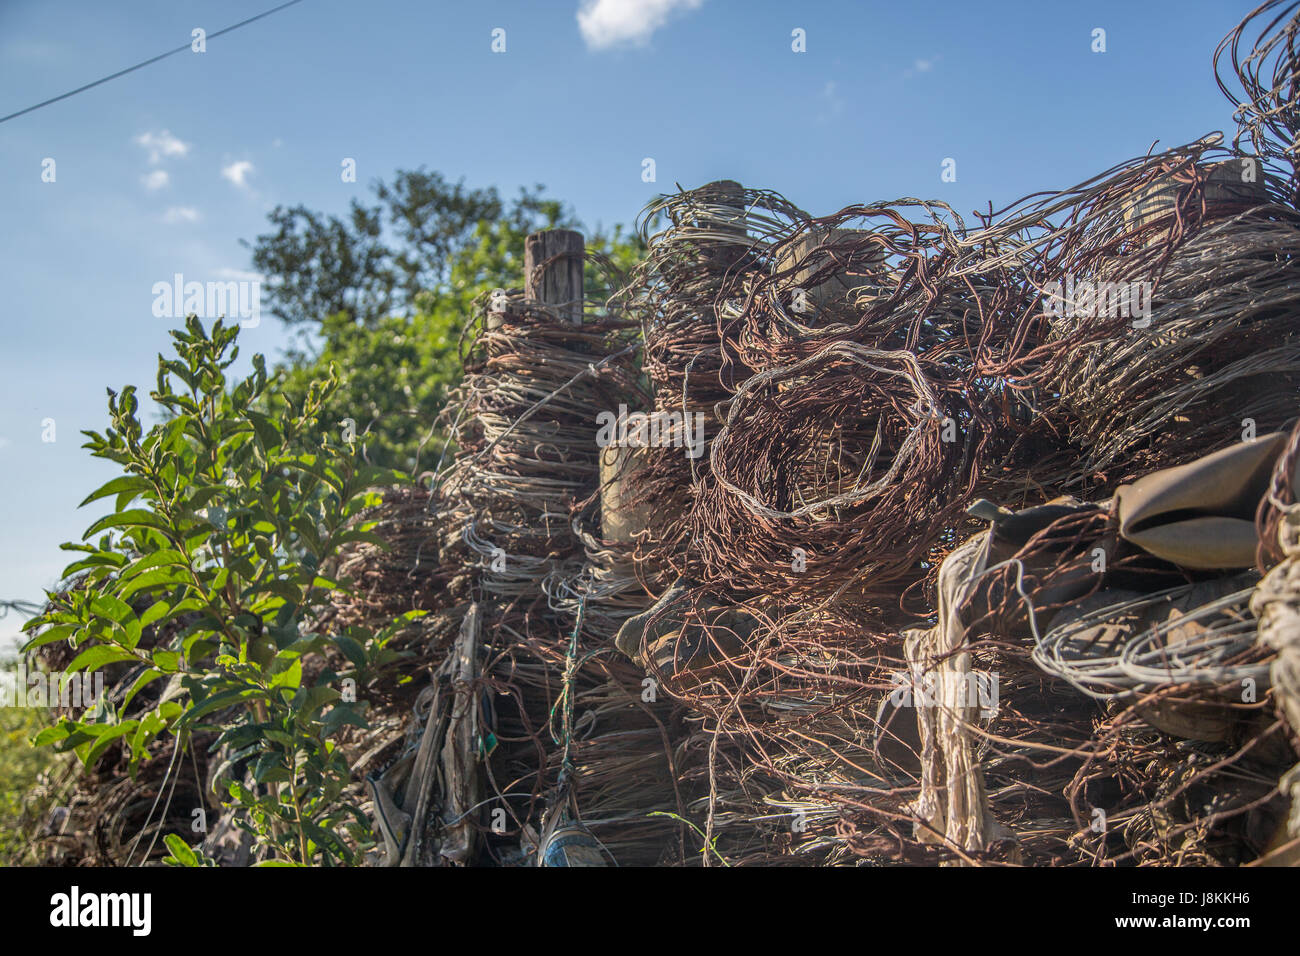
[
  {"xmin": 525, "ymin": 228, "xmax": 585, "ymax": 325},
  {"xmin": 702, "ymin": 178, "xmax": 748, "ymax": 238},
  {"xmin": 485, "ymin": 228, "xmax": 585, "ymax": 352},
  {"xmin": 599, "ymin": 445, "xmax": 647, "ymax": 543},
  {"xmin": 1123, "ymin": 157, "xmax": 1267, "ymax": 246},
  {"xmin": 694, "ymin": 179, "xmax": 750, "ymax": 313},
  {"xmin": 778, "ymin": 226, "xmax": 885, "ymax": 314}
]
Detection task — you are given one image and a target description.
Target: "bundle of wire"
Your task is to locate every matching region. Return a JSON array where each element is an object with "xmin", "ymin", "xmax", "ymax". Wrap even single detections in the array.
[
  {"xmin": 438, "ymin": 288, "xmax": 640, "ymax": 602},
  {"xmin": 1046, "ymin": 197, "xmax": 1300, "ymax": 488},
  {"xmin": 1217, "ymin": 0, "xmax": 1300, "ymax": 206},
  {"xmin": 644, "ymin": 601, "xmax": 921, "ymax": 865},
  {"xmin": 960, "ymin": 134, "xmax": 1300, "ymax": 492},
  {"xmin": 616, "ymin": 183, "xmax": 810, "ymax": 580},
  {"xmin": 951, "ymin": 503, "xmax": 1293, "ymax": 865},
  {"xmin": 430, "ymin": 261, "xmax": 690, "ymax": 866}
]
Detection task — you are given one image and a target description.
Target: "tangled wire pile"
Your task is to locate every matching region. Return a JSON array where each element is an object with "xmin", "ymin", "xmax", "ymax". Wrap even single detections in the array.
[
  {"xmin": 1219, "ymin": 0, "xmax": 1300, "ymax": 205},
  {"xmin": 987, "ymin": 140, "xmax": 1300, "ymax": 489},
  {"xmin": 26, "ymin": 2, "xmax": 1300, "ymax": 869},
  {"xmin": 588, "ymin": 1, "xmax": 1300, "ymax": 866}
]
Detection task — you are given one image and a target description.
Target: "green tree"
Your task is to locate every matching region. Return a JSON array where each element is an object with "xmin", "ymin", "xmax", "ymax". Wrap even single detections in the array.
[
  {"xmin": 256, "ymin": 174, "xmax": 645, "ymax": 473},
  {"xmin": 244, "ymin": 171, "xmax": 578, "ymax": 329}
]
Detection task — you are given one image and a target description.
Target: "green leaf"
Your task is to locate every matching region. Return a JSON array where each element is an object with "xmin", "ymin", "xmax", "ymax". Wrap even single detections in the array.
[
  {"xmin": 180, "ymin": 687, "xmax": 261, "ymax": 727},
  {"xmin": 122, "ymin": 668, "xmax": 167, "ymax": 709},
  {"xmin": 253, "ymin": 752, "xmax": 290, "ymax": 783},
  {"xmin": 83, "ymin": 509, "xmax": 171, "ymax": 539},
  {"xmin": 129, "ymin": 710, "xmax": 169, "ymax": 761},
  {"xmin": 89, "ymin": 595, "xmax": 142, "ymax": 648},
  {"xmin": 89, "ymin": 594, "xmax": 134, "ymax": 624},
  {"xmin": 66, "ymin": 643, "xmax": 138, "ymax": 673},
  {"xmin": 139, "ymin": 599, "xmax": 172, "ymax": 630},
  {"xmin": 269, "ymin": 659, "xmax": 303, "ymax": 691},
  {"xmin": 118, "ymin": 567, "xmax": 189, "ymax": 601},
  {"xmin": 83, "ymin": 720, "xmax": 140, "ymax": 768},
  {"xmin": 293, "ymin": 684, "xmax": 341, "ymax": 720},
  {"xmin": 162, "ymin": 834, "xmax": 199, "ymax": 867},
  {"xmin": 262, "ymin": 728, "xmax": 297, "ymax": 748},
  {"xmin": 246, "ymin": 410, "xmax": 283, "ymax": 454},
  {"xmin": 333, "ymin": 633, "xmax": 367, "ymax": 670},
  {"xmin": 60, "ymin": 552, "xmax": 128, "ymax": 577},
  {"xmin": 260, "ymin": 579, "xmax": 303, "ymax": 605},
  {"xmin": 32, "ymin": 722, "xmax": 74, "ymax": 747},
  {"xmin": 22, "ymin": 623, "xmax": 76, "ymax": 652},
  {"xmin": 151, "ymin": 650, "xmax": 182, "ymax": 673},
  {"xmin": 321, "ymin": 702, "xmax": 367, "ymax": 736},
  {"xmin": 79, "ymin": 475, "xmax": 154, "ymax": 509},
  {"xmin": 120, "ymin": 549, "xmax": 190, "ymax": 578}
]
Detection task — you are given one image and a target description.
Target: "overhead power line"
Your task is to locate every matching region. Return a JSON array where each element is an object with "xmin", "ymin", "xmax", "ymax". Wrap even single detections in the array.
[{"xmin": 0, "ymin": 0, "xmax": 306, "ymax": 126}]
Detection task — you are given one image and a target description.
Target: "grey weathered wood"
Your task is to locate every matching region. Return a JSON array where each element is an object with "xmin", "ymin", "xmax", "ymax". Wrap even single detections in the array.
[
  {"xmin": 778, "ymin": 227, "xmax": 885, "ymax": 313},
  {"xmin": 701, "ymin": 178, "xmax": 747, "ymax": 238},
  {"xmin": 525, "ymin": 228, "xmax": 585, "ymax": 325},
  {"xmin": 599, "ymin": 444, "xmax": 653, "ymax": 544},
  {"xmin": 1123, "ymin": 159, "xmax": 1267, "ymax": 247}
]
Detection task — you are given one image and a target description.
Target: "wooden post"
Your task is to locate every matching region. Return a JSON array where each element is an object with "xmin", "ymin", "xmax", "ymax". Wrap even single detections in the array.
[
  {"xmin": 1123, "ymin": 159, "xmax": 1267, "ymax": 247},
  {"xmin": 600, "ymin": 444, "xmax": 654, "ymax": 544},
  {"xmin": 696, "ymin": 179, "xmax": 749, "ymax": 272},
  {"xmin": 779, "ymin": 227, "xmax": 885, "ymax": 313},
  {"xmin": 525, "ymin": 229, "xmax": 585, "ymax": 325},
  {"xmin": 702, "ymin": 179, "xmax": 747, "ymax": 233}
]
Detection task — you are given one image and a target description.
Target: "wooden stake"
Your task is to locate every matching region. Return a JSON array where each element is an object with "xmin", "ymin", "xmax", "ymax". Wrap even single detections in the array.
[{"xmin": 525, "ymin": 228, "xmax": 584, "ymax": 325}]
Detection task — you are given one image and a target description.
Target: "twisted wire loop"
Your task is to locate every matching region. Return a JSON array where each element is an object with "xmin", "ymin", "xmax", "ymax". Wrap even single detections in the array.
[{"xmin": 1217, "ymin": 0, "xmax": 1300, "ymax": 205}]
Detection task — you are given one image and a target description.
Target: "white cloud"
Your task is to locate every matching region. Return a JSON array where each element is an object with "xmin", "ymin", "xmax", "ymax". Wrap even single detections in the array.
[
  {"xmin": 221, "ymin": 160, "xmax": 255, "ymax": 189},
  {"xmin": 577, "ymin": 0, "xmax": 704, "ymax": 50},
  {"xmin": 162, "ymin": 206, "xmax": 200, "ymax": 224},
  {"xmin": 135, "ymin": 129, "xmax": 190, "ymax": 164},
  {"xmin": 904, "ymin": 55, "xmax": 941, "ymax": 79},
  {"xmin": 141, "ymin": 169, "xmax": 169, "ymax": 191}
]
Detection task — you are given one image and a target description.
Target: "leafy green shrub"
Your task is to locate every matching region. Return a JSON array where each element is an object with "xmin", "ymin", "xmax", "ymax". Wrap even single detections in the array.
[{"xmin": 24, "ymin": 317, "xmax": 406, "ymax": 865}]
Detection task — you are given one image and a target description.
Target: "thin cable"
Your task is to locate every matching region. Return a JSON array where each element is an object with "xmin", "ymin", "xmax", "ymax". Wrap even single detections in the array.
[{"xmin": 0, "ymin": 0, "xmax": 306, "ymax": 125}]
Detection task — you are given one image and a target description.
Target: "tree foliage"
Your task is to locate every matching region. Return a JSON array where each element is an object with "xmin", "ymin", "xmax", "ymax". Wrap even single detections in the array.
[
  {"xmin": 251, "ymin": 171, "xmax": 645, "ymax": 472},
  {"xmin": 244, "ymin": 170, "xmax": 579, "ymax": 329}
]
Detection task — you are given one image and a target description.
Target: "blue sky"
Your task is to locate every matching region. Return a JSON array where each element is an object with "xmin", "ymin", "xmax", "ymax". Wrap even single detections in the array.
[{"xmin": 0, "ymin": 0, "xmax": 1256, "ymax": 650}]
